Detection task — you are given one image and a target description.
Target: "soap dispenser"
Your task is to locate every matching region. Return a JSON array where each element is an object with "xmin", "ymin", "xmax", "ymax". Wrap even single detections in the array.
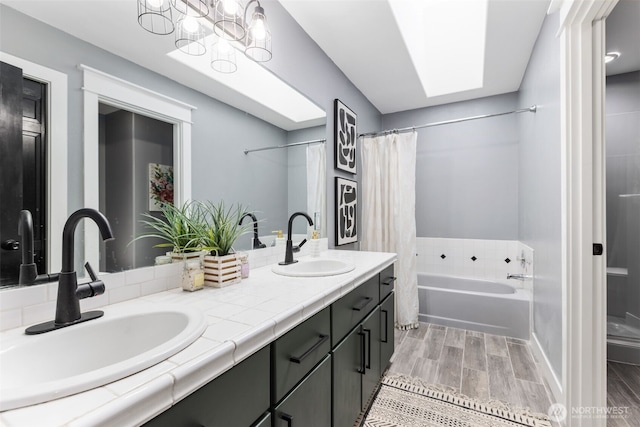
[
  {"xmin": 309, "ymin": 230, "xmax": 321, "ymax": 257},
  {"xmin": 272, "ymin": 230, "xmax": 285, "ymax": 248}
]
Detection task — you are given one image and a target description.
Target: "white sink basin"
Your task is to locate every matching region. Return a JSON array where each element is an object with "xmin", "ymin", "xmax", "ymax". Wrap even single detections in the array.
[
  {"xmin": 0, "ymin": 303, "xmax": 206, "ymax": 411},
  {"xmin": 272, "ymin": 258, "xmax": 355, "ymax": 277}
]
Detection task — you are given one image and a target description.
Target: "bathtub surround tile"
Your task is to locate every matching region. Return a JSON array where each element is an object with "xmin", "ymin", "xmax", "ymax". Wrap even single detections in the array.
[
  {"xmin": 487, "ymin": 354, "xmax": 521, "ymax": 407},
  {"xmin": 461, "ymin": 368, "xmax": 489, "ymax": 400},
  {"xmin": 443, "ymin": 327, "xmax": 465, "ymax": 348},
  {"xmin": 485, "ymin": 334, "xmax": 509, "ymax": 358},
  {"xmin": 435, "ymin": 346, "xmax": 463, "ymax": 390},
  {"xmin": 507, "ymin": 342, "xmax": 540, "ymax": 383},
  {"xmin": 463, "ymin": 335, "xmax": 487, "ymax": 372}
]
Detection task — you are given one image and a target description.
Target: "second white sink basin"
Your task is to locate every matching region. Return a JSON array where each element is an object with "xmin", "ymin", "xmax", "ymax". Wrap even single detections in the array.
[
  {"xmin": 0, "ymin": 302, "xmax": 206, "ymax": 411},
  {"xmin": 272, "ymin": 258, "xmax": 355, "ymax": 277}
]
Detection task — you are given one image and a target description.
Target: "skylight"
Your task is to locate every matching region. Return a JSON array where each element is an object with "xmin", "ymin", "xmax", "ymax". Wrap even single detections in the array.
[{"xmin": 389, "ymin": 0, "xmax": 488, "ymax": 98}]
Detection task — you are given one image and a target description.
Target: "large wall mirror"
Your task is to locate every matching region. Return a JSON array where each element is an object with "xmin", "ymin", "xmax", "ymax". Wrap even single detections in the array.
[{"xmin": 0, "ymin": 3, "xmax": 327, "ymax": 287}]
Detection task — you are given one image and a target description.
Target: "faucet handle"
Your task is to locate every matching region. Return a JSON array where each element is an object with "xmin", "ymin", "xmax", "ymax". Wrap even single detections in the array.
[
  {"xmin": 76, "ymin": 262, "xmax": 105, "ymax": 299},
  {"xmin": 84, "ymin": 262, "xmax": 98, "ymax": 281}
]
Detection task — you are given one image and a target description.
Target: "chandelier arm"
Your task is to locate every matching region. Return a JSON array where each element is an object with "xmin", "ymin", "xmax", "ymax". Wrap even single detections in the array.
[{"xmin": 243, "ymin": 0, "xmax": 259, "ymax": 26}]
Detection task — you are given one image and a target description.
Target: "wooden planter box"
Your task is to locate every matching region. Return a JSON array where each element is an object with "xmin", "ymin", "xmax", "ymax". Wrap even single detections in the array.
[
  {"xmin": 169, "ymin": 251, "xmax": 205, "ymax": 263},
  {"xmin": 203, "ymin": 254, "xmax": 241, "ymax": 288}
]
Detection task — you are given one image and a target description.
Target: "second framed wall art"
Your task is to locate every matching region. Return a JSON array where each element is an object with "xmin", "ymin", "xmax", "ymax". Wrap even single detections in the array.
[{"xmin": 335, "ymin": 177, "xmax": 358, "ymax": 245}]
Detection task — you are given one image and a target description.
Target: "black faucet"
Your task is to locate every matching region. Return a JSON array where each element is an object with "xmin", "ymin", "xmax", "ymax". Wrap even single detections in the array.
[
  {"xmin": 279, "ymin": 212, "xmax": 313, "ymax": 266},
  {"xmin": 239, "ymin": 212, "xmax": 266, "ymax": 250},
  {"xmin": 17, "ymin": 210, "xmax": 59, "ymax": 286},
  {"xmin": 25, "ymin": 208, "xmax": 114, "ymax": 335}
]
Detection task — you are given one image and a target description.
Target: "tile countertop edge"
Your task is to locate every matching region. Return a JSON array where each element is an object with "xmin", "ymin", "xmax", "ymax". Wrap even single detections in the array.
[{"xmin": 1, "ymin": 250, "xmax": 396, "ymax": 426}]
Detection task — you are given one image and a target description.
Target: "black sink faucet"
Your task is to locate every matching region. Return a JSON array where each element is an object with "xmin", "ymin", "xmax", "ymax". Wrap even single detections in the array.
[
  {"xmin": 239, "ymin": 212, "xmax": 266, "ymax": 250},
  {"xmin": 279, "ymin": 212, "xmax": 313, "ymax": 266},
  {"xmin": 25, "ymin": 208, "xmax": 114, "ymax": 335},
  {"xmin": 17, "ymin": 210, "xmax": 58, "ymax": 286}
]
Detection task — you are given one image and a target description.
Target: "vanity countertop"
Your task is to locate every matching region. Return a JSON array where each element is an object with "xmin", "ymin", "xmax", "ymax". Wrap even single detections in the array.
[{"xmin": 0, "ymin": 250, "xmax": 396, "ymax": 427}]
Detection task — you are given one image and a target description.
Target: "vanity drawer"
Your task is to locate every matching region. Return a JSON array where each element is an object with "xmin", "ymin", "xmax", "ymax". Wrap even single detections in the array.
[
  {"xmin": 379, "ymin": 263, "xmax": 396, "ymax": 302},
  {"xmin": 272, "ymin": 307, "xmax": 331, "ymax": 404},
  {"xmin": 331, "ymin": 275, "xmax": 378, "ymax": 346}
]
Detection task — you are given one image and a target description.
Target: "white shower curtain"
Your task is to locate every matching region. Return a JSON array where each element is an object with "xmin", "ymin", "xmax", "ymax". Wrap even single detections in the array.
[
  {"xmin": 307, "ymin": 143, "xmax": 327, "ymax": 236},
  {"xmin": 361, "ymin": 131, "xmax": 418, "ymax": 330}
]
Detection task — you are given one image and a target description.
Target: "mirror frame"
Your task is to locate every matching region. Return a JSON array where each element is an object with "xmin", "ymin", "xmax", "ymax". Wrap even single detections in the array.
[
  {"xmin": 0, "ymin": 51, "xmax": 68, "ymax": 277},
  {"xmin": 81, "ymin": 65, "xmax": 195, "ymax": 270}
]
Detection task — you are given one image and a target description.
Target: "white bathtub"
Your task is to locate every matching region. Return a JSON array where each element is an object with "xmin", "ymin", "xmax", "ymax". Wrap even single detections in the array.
[{"xmin": 417, "ymin": 273, "xmax": 530, "ymax": 339}]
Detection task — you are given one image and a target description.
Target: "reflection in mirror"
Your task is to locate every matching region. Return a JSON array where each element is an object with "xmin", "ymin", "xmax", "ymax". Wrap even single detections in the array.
[{"xmin": 98, "ymin": 103, "xmax": 174, "ymax": 272}]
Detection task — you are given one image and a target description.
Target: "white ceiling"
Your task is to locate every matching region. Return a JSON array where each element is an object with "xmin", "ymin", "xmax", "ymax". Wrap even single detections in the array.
[{"xmin": 280, "ymin": 0, "xmax": 550, "ymax": 114}]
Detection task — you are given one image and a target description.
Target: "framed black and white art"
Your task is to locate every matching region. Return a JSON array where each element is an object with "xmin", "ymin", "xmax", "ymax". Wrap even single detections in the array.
[
  {"xmin": 334, "ymin": 99, "xmax": 357, "ymax": 174},
  {"xmin": 335, "ymin": 177, "xmax": 358, "ymax": 246}
]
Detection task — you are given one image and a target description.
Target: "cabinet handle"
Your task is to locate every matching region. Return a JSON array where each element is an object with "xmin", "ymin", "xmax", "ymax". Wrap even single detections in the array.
[
  {"xmin": 381, "ymin": 309, "xmax": 389, "ymax": 343},
  {"xmin": 352, "ymin": 296, "xmax": 372, "ymax": 311},
  {"xmin": 357, "ymin": 330, "xmax": 366, "ymax": 374},
  {"xmin": 280, "ymin": 413, "xmax": 293, "ymax": 427},
  {"xmin": 289, "ymin": 334, "xmax": 329, "ymax": 364},
  {"xmin": 363, "ymin": 328, "xmax": 371, "ymax": 369},
  {"xmin": 381, "ymin": 276, "xmax": 397, "ymax": 286}
]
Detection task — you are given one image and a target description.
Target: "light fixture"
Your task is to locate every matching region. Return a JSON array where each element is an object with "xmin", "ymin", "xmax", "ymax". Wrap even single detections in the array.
[
  {"xmin": 605, "ymin": 51, "xmax": 621, "ymax": 64},
  {"xmin": 137, "ymin": 0, "xmax": 174, "ymax": 35},
  {"xmin": 211, "ymin": 37, "xmax": 237, "ymax": 73},
  {"xmin": 175, "ymin": 15, "xmax": 206, "ymax": 55},
  {"xmin": 136, "ymin": 0, "xmax": 273, "ymax": 72},
  {"xmin": 245, "ymin": 4, "xmax": 272, "ymax": 62}
]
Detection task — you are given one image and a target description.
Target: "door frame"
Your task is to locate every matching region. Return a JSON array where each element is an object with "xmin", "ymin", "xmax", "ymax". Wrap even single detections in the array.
[
  {"xmin": 555, "ymin": 0, "xmax": 616, "ymax": 424},
  {"xmin": 0, "ymin": 51, "xmax": 68, "ymax": 276},
  {"xmin": 80, "ymin": 65, "xmax": 196, "ymax": 270}
]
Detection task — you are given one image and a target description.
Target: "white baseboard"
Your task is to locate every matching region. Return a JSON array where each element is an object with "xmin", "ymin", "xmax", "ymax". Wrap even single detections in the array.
[{"xmin": 531, "ymin": 331, "xmax": 563, "ymax": 404}]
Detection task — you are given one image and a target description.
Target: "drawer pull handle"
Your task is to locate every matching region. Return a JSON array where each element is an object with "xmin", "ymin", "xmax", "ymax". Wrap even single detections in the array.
[
  {"xmin": 381, "ymin": 309, "xmax": 389, "ymax": 343},
  {"xmin": 289, "ymin": 334, "xmax": 329, "ymax": 364},
  {"xmin": 352, "ymin": 296, "xmax": 373, "ymax": 311},
  {"xmin": 357, "ymin": 330, "xmax": 366, "ymax": 374},
  {"xmin": 382, "ymin": 276, "xmax": 397, "ymax": 286},
  {"xmin": 363, "ymin": 328, "xmax": 372, "ymax": 369},
  {"xmin": 280, "ymin": 413, "xmax": 293, "ymax": 426}
]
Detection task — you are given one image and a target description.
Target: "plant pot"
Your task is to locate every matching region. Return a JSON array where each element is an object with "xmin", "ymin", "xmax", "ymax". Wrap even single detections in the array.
[{"xmin": 203, "ymin": 254, "xmax": 241, "ymax": 288}]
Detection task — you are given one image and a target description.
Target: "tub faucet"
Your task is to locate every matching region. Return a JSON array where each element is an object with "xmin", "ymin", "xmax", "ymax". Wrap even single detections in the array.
[
  {"xmin": 26, "ymin": 208, "xmax": 114, "ymax": 335},
  {"xmin": 239, "ymin": 212, "xmax": 266, "ymax": 250},
  {"xmin": 279, "ymin": 212, "xmax": 313, "ymax": 265},
  {"xmin": 17, "ymin": 210, "xmax": 59, "ymax": 286},
  {"xmin": 506, "ymin": 273, "xmax": 532, "ymax": 281}
]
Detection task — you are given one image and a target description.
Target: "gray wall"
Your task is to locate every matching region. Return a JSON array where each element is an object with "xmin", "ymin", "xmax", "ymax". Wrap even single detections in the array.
[
  {"xmin": 517, "ymin": 13, "xmax": 563, "ymax": 378},
  {"xmin": 605, "ymin": 71, "xmax": 640, "ymax": 321},
  {"xmin": 382, "ymin": 93, "xmax": 520, "ymax": 240}
]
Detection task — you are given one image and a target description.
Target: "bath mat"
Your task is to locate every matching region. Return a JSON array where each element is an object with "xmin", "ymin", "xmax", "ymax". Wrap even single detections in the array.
[{"xmin": 358, "ymin": 374, "xmax": 551, "ymax": 427}]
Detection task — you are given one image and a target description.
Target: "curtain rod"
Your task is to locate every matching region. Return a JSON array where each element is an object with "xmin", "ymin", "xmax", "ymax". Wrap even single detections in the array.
[
  {"xmin": 244, "ymin": 138, "xmax": 326, "ymax": 155},
  {"xmin": 359, "ymin": 105, "xmax": 538, "ymax": 138}
]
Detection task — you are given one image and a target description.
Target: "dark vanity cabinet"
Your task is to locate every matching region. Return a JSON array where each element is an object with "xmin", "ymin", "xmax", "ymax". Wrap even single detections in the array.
[
  {"xmin": 332, "ymin": 265, "xmax": 395, "ymax": 427},
  {"xmin": 144, "ymin": 345, "xmax": 270, "ymax": 427}
]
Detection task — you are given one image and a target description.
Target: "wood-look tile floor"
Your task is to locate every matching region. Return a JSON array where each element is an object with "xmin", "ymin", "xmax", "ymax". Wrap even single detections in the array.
[
  {"xmin": 389, "ymin": 322, "xmax": 640, "ymax": 426},
  {"xmin": 388, "ymin": 322, "xmax": 554, "ymax": 416}
]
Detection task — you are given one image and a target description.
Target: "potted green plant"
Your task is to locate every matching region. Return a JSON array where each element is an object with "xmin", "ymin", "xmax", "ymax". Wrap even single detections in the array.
[
  {"xmin": 133, "ymin": 200, "xmax": 205, "ymax": 263},
  {"xmin": 196, "ymin": 201, "xmax": 252, "ymax": 288}
]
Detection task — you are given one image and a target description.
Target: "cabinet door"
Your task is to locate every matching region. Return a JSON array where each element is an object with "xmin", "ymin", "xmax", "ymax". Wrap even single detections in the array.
[
  {"xmin": 379, "ymin": 264, "xmax": 396, "ymax": 303},
  {"xmin": 380, "ymin": 292, "xmax": 395, "ymax": 372},
  {"xmin": 274, "ymin": 355, "xmax": 331, "ymax": 427},
  {"xmin": 331, "ymin": 275, "xmax": 378, "ymax": 346},
  {"xmin": 361, "ymin": 307, "xmax": 381, "ymax": 409},
  {"xmin": 332, "ymin": 326, "xmax": 364, "ymax": 427},
  {"xmin": 144, "ymin": 346, "xmax": 270, "ymax": 427}
]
